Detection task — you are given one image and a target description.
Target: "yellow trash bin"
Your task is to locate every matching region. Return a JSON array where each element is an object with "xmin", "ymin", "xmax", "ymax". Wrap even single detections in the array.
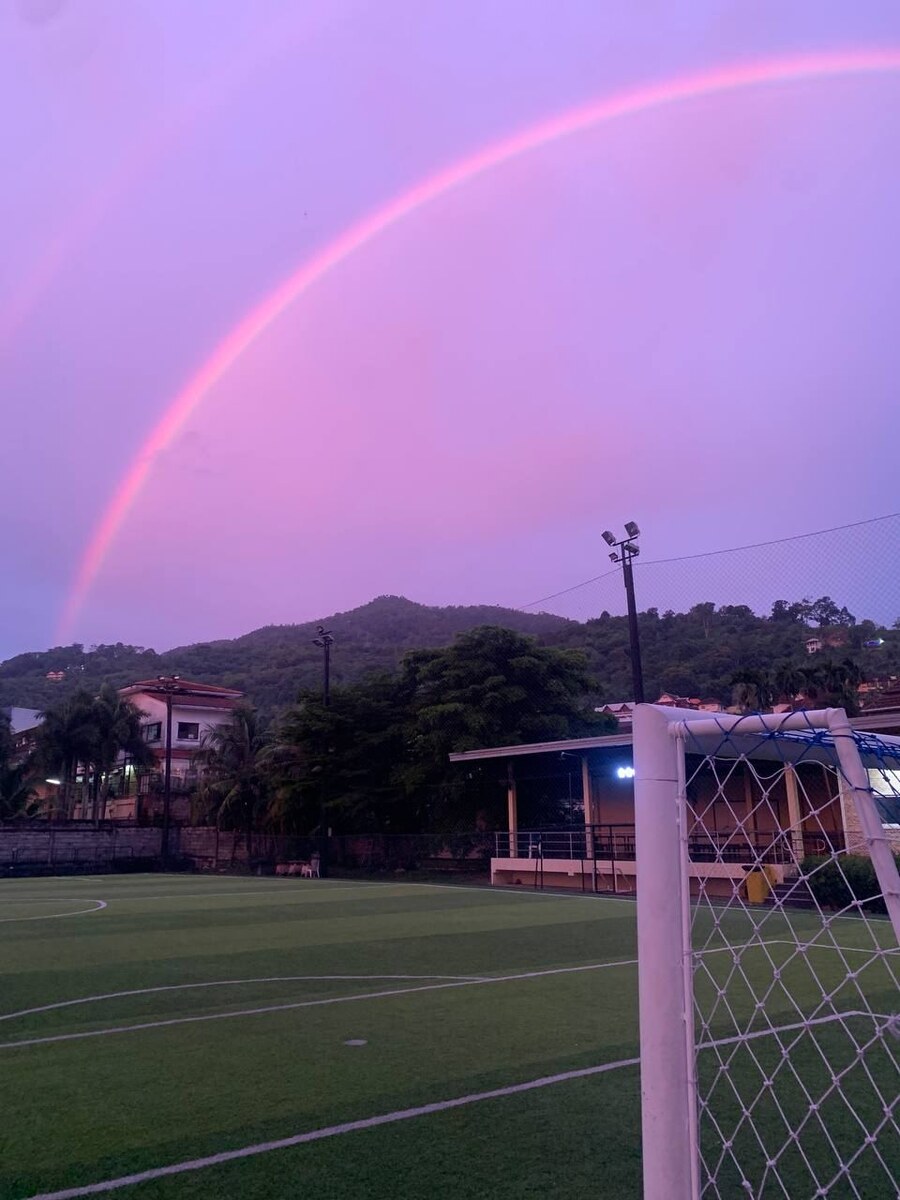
[{"xmin": 745, "ymin": 867, "xmax": 773, "ymax": 904}]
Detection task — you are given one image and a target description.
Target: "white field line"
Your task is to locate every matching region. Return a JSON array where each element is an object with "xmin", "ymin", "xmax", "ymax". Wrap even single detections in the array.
[
  {"xmin": 695, "ymin": 938, "xmax": 899, "ymax": 958},
  {"xmin": 0, "ymin": 900, "xmax": 106, "ymax": 924},
  {"xmin": 696, "ymin": 1009, "xmax": 894, "ymax": 1051},
  {"xmin": 22, "ymin": 1055, "xmax": 643, "ymax": 1200},
  {"xmin": 408, "ymin": 880, "xmax": 641, "ymax": 907},
  {"xmin": 22, "ymin": 1008, "xmax": 894, "ymax": 1200},
  {"xmin": 0, "ymin": 959, "xmax": 639, "ymax": 1050},
  {"xmin": 0, "ymin": 885, "xmax": 386, "ymax": 903},
  {"xmin": 0, "ymin": 941, "xmax": 781, "ymax": 1044},
  {"xmin": 766, "ymin": 938, "xmax": 899, "ymax": 956},
  {"xmin": 0, "ymin": 975, "xmax": 488, "ymax": 1024}
]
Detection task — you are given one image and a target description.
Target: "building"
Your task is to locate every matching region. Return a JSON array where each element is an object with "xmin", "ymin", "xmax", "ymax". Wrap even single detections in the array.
[
  {"xmin": 595, "ymin": 696, "xmax": 723, "ymax": 730},
  {"xmin": 101, "ymin": 679, "xmax": 244, "ymax": 823},
  {"xmin": 3, "ymin": 707, "xmax": 43, "ymax": 735},
  {"xmin": 450, "ymin": 705, "xmax": 900, "ymax": 895}
]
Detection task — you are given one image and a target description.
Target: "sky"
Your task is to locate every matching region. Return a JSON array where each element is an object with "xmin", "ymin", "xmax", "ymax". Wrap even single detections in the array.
[{"xmin": 2, "ymin": 0, "xmax": 899, "ymax": 660}]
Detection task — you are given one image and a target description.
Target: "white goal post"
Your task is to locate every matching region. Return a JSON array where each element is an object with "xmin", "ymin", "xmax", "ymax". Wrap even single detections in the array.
[{"xmin": 633, "ymin": 704, "xmax": 900, "ymax": 1200}]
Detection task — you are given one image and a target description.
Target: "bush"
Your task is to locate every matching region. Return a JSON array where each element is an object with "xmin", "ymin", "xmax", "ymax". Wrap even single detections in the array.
[{"xmin": 801, "ymin": 853, "xmax": 899, "ymax": 916}]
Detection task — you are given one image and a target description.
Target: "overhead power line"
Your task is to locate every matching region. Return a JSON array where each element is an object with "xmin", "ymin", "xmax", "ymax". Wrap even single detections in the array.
[{"xmin": 520, "ymin": 512, "xmax": 900, "ymax": 611}]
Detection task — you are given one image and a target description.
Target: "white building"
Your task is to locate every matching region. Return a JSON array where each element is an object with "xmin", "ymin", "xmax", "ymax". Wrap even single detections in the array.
[{"xmin": 105, "ymin": 678, "xmax": 243, "ymax": 822}]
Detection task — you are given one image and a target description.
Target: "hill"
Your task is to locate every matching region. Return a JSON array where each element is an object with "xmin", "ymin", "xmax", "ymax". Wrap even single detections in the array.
[
  {"xmin": 0, "ymin": 596, "xmax": 573, "ymax": 715},
  {"xmin": 2, "ymin": 594, "xmax": 896, "ymax": 718}
]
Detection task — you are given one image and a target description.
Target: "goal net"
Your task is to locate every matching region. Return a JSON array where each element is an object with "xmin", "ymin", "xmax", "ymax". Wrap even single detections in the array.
[{"xmin": 633, "ymin": 704, "xmax": 900, "ymax": 1200}]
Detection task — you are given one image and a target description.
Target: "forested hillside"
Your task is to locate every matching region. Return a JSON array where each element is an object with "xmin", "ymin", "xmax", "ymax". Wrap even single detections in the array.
[
  {"xmin": 2, "ymin": 593, "xmax": 897, "ymax": 717},
  {"xmin": 0, "ymin": 597, "xmax": 572, "ymax": 714}
]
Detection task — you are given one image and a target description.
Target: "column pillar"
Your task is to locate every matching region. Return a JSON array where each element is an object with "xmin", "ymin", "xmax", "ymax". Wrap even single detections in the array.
[
  {"xmin": 582, "ymin": 754, "xmax": 594, "ymax": 859},
  {"xmin": 784, "ymin": 765, "xmax": 806, "ymax": 865},
  {"xmin": 507, "ymin": 760, "xmax": 518, "ymax": 856}
]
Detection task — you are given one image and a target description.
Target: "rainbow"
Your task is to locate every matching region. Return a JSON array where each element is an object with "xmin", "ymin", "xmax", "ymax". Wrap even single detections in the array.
[{"xmin": 56, "ymin": 48, "xmax": 900, "ymax": 643}]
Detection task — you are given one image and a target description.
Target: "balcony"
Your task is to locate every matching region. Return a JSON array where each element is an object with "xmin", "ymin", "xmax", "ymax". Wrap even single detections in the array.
[{"xmin": 136, "ymin": 772, "xmax": 200, "ymax": 796}]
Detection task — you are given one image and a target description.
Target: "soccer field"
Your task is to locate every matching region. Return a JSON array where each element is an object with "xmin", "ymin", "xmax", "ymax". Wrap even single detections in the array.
[{"xmin": 1, "ymin": 875, "xmax": 896, "ymax": 1200}]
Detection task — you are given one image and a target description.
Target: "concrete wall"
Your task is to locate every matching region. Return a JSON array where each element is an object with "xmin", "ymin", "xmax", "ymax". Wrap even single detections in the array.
[{"xmin": 0, "ymin": 824, "xmax": 163, "ymax": 867}]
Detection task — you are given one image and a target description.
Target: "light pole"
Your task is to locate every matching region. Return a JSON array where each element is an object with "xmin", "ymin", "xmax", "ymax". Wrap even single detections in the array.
[
  {"xmin": 313, "ymin": 626, "xmax": 335, "ymax": 706},
  {"xmin": 603, "ymin": 521, "xmax": 645, "ymax": 705},
  {"xmin": 154, "ymin": 675, "xmax": 180, "ymax": 868},
  {"xmin": 139, "ymin": 677, "xmax": 235, "ymax": 867}
]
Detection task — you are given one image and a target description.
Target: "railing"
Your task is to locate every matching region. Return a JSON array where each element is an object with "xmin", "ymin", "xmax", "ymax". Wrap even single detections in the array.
[
  {"xmin": 136, "ymin": 773, "xmax": 199, "ymax": 796},
  {"xmin": 801, "ymin": 830, "xmax": 847, "ymax": 858},
  {"xmin": 494, "ymin": 826, "xmax": 636, "ymax": 861},
  {"xmin": 493, "ymin": 826, "xmax": 837, "ymax": 866}
]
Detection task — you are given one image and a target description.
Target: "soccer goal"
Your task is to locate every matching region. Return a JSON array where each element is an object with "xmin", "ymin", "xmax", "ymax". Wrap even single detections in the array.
[{"xmin": 633, "ymin": 704, "xmax": 900, "ymax": 1200}]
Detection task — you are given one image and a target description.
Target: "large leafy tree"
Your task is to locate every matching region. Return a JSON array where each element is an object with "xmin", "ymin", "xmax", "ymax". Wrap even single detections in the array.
[
  {"xmin": 397, "ymin": 626, "xmax": 613, "ymax": 828},
  {"xmin": 265, "ymin": 673, "xmax": 413, "ymax": 835},
  {"xmin": 192, "ymin": 705, "xmax": 269, "ymax": 846}
]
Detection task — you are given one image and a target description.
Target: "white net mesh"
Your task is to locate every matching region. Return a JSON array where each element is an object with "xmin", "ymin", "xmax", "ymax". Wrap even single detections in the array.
[{"xmin": 677, "ymin": 715, "xmax": 900, "ymax": 1199}]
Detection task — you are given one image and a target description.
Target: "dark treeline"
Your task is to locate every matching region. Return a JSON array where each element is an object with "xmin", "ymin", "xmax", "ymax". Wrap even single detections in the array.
[
  {"xmin": 2, "ymin": 593, "xmax": 898, "ymax": 716},
  {"xmin": 4, "ymin": 596, "xmax": 898, "ymax": 834}
]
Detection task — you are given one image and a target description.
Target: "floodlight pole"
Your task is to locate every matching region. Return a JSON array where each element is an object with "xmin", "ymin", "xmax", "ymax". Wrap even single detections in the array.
[
  {"xmin": 153, "ymin": 675, "xmax": 181, "ymax": 869},
  {"xmin": 604, "ymin": 525, "xmax": 645, "ymax": 704},
  {"xmin": 313, "ymin": 626, "xmax": 335, "ymax": 707},
  {"xmin": 622, "ymin": 548, "xmax": 645, "ymax": 704}
]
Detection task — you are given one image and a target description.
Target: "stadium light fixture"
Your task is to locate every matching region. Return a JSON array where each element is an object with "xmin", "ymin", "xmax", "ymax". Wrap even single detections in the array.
[
  {"xmin": 616, "ymin": 765, "xmax": 635, "ymax": 779},
  {"xmin": 602, "ymin": 530, "xmax": 617, "ymax": 546},
  {"xmin": 625, "ymin": 521, "xmax": 640, "ymax": 538}
]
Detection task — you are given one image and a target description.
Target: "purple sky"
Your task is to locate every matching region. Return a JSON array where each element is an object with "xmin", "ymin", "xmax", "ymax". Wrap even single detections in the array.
[{"xmin": 2, "ymin": 0, "xmax": 899, "ymax": 659}]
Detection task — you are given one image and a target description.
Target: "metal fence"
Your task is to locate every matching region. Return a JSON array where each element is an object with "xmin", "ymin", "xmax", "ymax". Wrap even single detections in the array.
[{"xmin": 493, "ymin": 825, "xmax": 847, "ymax": 866}]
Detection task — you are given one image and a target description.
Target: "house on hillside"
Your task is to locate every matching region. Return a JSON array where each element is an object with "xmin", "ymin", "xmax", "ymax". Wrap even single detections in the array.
[
  {"xmin": 597, "ymin": 698, "xmax": 724, "ymax": 728},
  {"xmin": 595, "ymin": 702, "xmax": 634, "ymax": 727},
  {"xmin": 99, "ymin": 679, "xmax": 244, "ymax": 823}
]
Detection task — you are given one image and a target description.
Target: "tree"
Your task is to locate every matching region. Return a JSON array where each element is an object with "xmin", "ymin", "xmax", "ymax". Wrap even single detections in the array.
[
  {"xmin": 88, "ymin": 683, "xmax": 155, "ymax": 822},
  {"xmin": 771, "ymin": 600, "xmax": 807, "ymax": 624},
  {"xmin": 730, "ymin": 669, "xmax": 775, "ymax": 714},
  {"xmin": 35, "ymin": 689, "xmax": 98, "ymax": 817},
  {"xmin": 192, "ymin": 705, "xmax": 269, "ymax": 849},
  {"xmin": 398, "ymin": 626, "xmax": 614, "ymax": 828},
  {"xmin": 265, "ymin": 674, "xmax": 413, "ymax": 834},
  {"xmin": 0, "ymin": 713, "xmax": 37, "ymax": 821},
  {"xmin": 801, "ymin": 659, "xmax": 863, "ymax": 716},
  {"xmin": 774, "ymin": 662, "xmax": 806, "ymax": 704},
  {"xmin": 806, "ymin": 596, "xmax": 855, "ymax": 628}
]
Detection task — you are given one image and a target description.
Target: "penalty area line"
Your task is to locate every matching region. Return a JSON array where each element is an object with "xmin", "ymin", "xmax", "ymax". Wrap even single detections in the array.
[{"xmin": 22, "ymin": 1056, "xmax": 641, "ymax": 1200}]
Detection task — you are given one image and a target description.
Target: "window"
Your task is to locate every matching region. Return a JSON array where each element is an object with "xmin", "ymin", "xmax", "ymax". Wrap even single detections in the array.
[
  {"xmin": 177, "ymin": 722, "xmax": 200, "ymax": 741},
  {"xmin": 142, "ymin": 722, "xmax": 162, "ymax": 743}
]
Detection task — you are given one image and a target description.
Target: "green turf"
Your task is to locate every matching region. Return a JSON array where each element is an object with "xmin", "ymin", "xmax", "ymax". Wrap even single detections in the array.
[{"xmin": 0, "ymin": 874, "xmax": 895, "ymax": 1199}]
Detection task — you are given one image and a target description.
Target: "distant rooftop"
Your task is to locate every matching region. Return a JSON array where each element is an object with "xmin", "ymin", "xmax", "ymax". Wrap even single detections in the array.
[{"xmin": 2, "ymin": 706, "xmax": 43, "ymax": 734}]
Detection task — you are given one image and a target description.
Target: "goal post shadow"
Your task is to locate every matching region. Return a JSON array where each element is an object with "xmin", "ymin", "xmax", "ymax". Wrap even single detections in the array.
[{"xmin": 633, "ymin": 704, "xmax": 900, "ymax": 1200}]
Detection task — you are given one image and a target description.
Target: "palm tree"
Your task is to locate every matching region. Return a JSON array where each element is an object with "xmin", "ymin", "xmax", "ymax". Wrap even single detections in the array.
[
  {"xmin": 88, "ymin": 684, "xmax": 156, "ymax": 822},
  {"xmin": 36, "ymin": 690, "xmax": 98, "ymax": 818},
  {"xmin": 192, "ymin": 705, "xmax": 269, "ymax": 851},
  {"xmin": 0, "ymin": 759, "xmax": 38, "ymax": 821},
  {"xmin": 800, "ymin": 659, "xmax": 862, "ymax": 716},
  {"xmin": 774, "ymin": 662, "xmax": 806, "ymax": 707},
  {"xmin": 0, "ymin": 715, "xmax": 37, "ymax": 821},
  {"xmin": 730, "ymin": 669, "xmax": 774, "ymax": 714}
]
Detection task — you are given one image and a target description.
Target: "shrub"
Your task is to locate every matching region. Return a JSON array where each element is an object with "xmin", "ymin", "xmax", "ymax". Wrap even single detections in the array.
[{"xmin": 801, "ymin": 853, "xmax": 899, "ymax": 916}]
